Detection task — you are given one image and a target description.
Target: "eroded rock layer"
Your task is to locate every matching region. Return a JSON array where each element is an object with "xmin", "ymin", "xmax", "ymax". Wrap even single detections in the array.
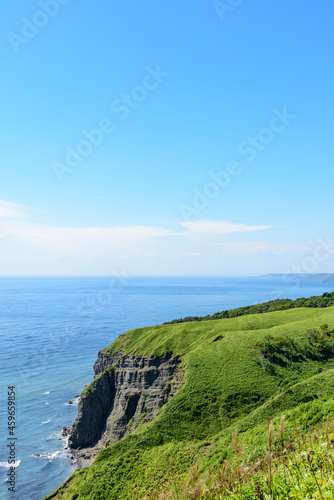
[{"xmin": 69, "ymin": 351, "xmax": 182, "ymax": 451}]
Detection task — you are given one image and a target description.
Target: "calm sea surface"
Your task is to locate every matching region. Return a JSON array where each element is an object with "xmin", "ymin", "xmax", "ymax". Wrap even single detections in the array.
[{"xmin": 1, "ymin": 276, "xmax": 334, "ymax": 499}]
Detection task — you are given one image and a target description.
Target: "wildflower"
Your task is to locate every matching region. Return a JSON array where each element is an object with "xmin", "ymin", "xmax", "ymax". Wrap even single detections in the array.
[{"xmin": 321, "ymin": 442, "xmax": 327, "ymax": 447}]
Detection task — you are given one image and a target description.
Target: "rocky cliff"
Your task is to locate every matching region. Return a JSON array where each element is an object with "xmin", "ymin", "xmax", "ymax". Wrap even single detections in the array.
[{"xmin": 68, "ymin": 350, "xmax": 182, "ymax": 460}]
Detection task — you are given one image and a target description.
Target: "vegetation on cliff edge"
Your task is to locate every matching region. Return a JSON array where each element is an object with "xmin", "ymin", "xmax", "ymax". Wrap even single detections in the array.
[{"xmin": 164, "ymin": 291, "xmax": 334, "ymax": 324}]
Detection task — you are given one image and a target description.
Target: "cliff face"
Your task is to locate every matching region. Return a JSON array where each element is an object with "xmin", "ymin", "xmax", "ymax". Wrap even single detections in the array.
[{"xmin": 69, "ymin": 351, "xmax": 182, "ymax": 452}]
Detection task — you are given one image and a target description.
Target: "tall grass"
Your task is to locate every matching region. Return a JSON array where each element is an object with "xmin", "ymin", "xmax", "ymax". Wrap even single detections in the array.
[{"xmin": 150, "ymin": 416, "xmax": 334, "ymax": 499}]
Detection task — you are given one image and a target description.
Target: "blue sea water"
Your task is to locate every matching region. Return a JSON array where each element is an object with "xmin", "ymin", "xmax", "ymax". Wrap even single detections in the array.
[{"xmin": 1, "ymin": 276, "xmax": 334, "ymax": 500}]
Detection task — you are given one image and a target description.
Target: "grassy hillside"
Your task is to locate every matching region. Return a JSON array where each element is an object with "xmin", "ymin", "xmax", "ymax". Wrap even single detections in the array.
[{"xmin": 46, "ymin": 306, "xmax": 334, "ymax": 499}]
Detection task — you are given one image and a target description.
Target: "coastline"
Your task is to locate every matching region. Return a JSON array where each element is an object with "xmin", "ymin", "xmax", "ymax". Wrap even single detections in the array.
[{"xmin": 5, "ymin": 278, "xmax": 334, "ymax": 499}]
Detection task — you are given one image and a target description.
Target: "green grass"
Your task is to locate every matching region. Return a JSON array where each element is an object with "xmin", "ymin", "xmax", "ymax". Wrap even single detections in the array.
[
  {"xmin": 151, "ymin": 416, "xmax": 334, "ymax": 498},
  {"xmin": 45, "ymin": 306, "xmax": 334, "ymax": 499}
]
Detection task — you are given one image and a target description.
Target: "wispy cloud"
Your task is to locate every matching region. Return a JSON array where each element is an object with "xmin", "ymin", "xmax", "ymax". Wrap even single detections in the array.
[
  {"xmin": 0, "ymin": 200, "xmax": 30, "ymax": 219},
  {"xmin": 1, "ymin": 216, "xmax": 271, "ymax": 253},
  {"xmin": 1, "ymin": 220, "xmax": 171, "ymax": 254},
  {"xmin": 1, "ymin": 201, "xmax": 312, "ymax": 275},
  {"xmin": 180, "ymin": 220, "xmax": 271, "ymax": 235},
  {"xmin": 215, "ymin": 242, "xmax": 310, "ymax": 256},
  {"xmin": 0, "ymin": 207, "xmax": 274, "ymax": 256}
]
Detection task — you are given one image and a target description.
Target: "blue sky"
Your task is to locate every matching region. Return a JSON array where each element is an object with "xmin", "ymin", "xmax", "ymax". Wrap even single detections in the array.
[{"xmin": 1, "ymin": 0, "xmax": 334, "ymax": 275}]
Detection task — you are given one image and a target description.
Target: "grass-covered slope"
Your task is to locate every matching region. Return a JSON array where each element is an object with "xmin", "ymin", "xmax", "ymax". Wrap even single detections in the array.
[{"xmin": 46, "ymin": 306, "xmax": 334, "ymax": 499}]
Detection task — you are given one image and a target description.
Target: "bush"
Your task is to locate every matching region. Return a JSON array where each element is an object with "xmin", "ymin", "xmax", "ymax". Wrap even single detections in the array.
[{"xmin": 252, "ymin": 328, "xmax": 334, "ymax": 371}]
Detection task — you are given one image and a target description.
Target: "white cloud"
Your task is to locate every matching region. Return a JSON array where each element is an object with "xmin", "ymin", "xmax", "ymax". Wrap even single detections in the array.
[
  {"xmin": 1, "ymin": 201, "xmax": 312, "ymax": 276},
  {"xmin": 180, "ymin": 220, "xmax": 271, "ymax": 235},
  {"xmin": 2, "ymin": 218, "xmax": 271, "ymax": 256},
  {"xmin": 215, "ymin": 242, "xmax": 310, "ymax": 256},
  {"xmin": 0, "ymin": 200, "xmax": 30, "ymax": 219},
  {"xmin": 1, "ymin": 220, "xmax": 171, "ymax": 254}
]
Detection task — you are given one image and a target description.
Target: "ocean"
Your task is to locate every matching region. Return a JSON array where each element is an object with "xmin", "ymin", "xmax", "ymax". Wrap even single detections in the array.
[{"xmin": 1, "ymin": 276, "xmax": 334, "ymax": 500}]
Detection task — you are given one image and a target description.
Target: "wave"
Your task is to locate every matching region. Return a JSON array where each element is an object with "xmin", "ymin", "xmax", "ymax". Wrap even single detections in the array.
[
  {"xmin": 41, "ymin": 419, "xmax": 52, "ymax": 424},
  {"xmin": 33, "ymin": 448, "xmax": 69, "ymax": 461},
  {"xmin": 0, "ymin": 461, "xmax": 21, "ymax": 468},
  {"xmin": 65, "ymin": 396, "xmax": 80, "ymax": 407},
  {"xmin": 43, "ymin": 391, "xmax": 50, "ymax": 395}
]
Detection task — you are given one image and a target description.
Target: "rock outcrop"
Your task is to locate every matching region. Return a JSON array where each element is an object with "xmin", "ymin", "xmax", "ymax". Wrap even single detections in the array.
[{"xmin": 68, "ymin": 350, "xmax": 182, "ymax": 455}]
